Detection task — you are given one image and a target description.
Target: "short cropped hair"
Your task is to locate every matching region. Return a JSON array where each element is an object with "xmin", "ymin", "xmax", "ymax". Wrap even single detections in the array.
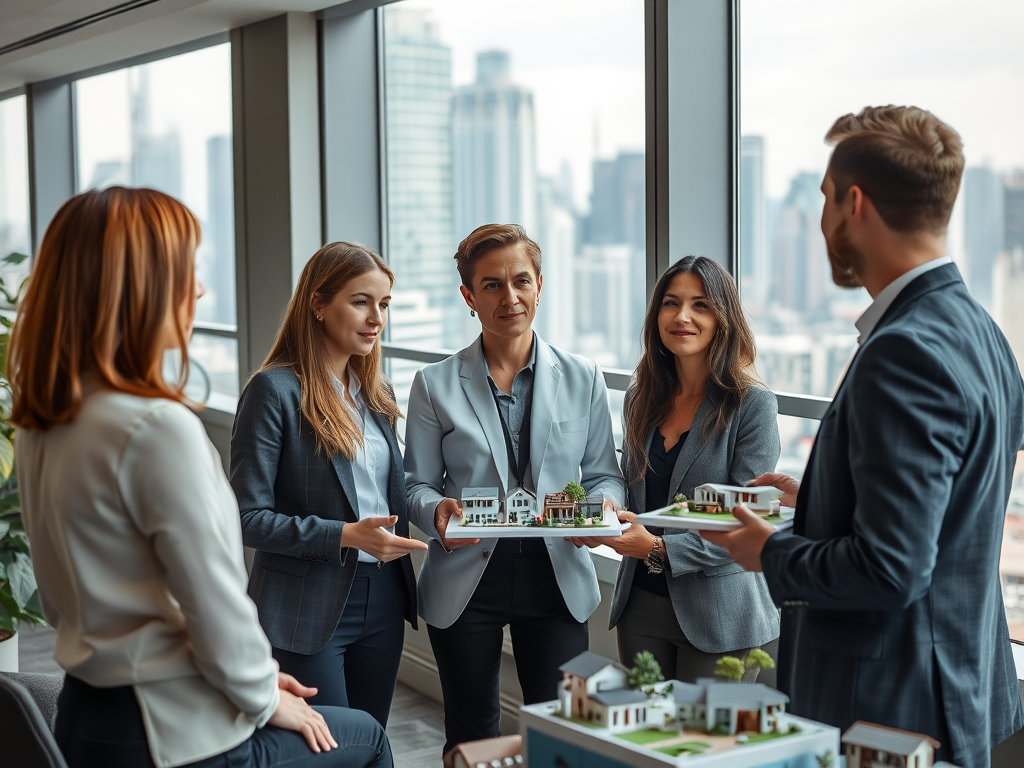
[
  {"xmin": 454, "ymin": 223, "xmax": 542, "ymax": 290},
  {"xmin": 826, "ymin": 106, "xmax": 964, "ymax": 234}
]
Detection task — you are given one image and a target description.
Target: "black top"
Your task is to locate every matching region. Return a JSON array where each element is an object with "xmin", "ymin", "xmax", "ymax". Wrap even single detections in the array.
[{"xmin": 630, "ymin": 430, "xmax": 688, "ymax": 597}]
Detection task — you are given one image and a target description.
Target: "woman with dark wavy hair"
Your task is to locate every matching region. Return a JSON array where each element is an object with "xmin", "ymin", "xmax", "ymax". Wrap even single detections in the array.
[{"xmin": 572, "ymin": 256, "xmax": 780, "ymax": 682}]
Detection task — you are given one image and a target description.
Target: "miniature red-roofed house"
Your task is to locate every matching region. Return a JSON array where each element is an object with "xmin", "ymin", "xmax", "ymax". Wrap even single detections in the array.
[{"xmin": 842, "ymin": 721, "xmax": 940, "ymax": 768}]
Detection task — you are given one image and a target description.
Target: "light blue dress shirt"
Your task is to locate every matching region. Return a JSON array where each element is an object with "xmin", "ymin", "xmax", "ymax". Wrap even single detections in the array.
[
  {"xmin": 854, "ymin": 256, "xmax": 952, "ymax": 344},
  {"xmin": 334, "ymin": 369, "xmax": 392, "ymax": 563}
]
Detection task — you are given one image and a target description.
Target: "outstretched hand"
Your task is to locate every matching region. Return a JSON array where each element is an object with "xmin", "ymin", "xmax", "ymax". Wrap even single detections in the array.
[
  {"xmin": 340, "ymin": 515, "xmax": 429, "ymax": 561},
  {"xmin": 750, "ymin": 472, "xmax": 800, "ymax": 508},
  {"xmin": 700, "ymin": 504, "xmax": 776, "ymax": 572}
]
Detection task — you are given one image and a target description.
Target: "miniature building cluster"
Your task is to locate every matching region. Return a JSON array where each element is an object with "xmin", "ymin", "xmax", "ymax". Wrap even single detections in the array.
[
  {"xmin": 460, "ymin": 486, "xmax": 606, "ymax": 527},
  {"xmin": 558, "ymin": 651, "xmax": 788, "ymax": 736}
]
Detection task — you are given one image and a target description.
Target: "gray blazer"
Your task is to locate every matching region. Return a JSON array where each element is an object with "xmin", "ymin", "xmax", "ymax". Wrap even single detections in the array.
[
  {"xmin": 230, "ymin": 367, "xmax": 417, "ymax": 655},
  {"xmin": 404, "ymin": 336, "xmax": 626, "ymax": 629},
  {"xmin": 762, "ymin": 264, "xmax": 1024, "ymax": 767},
  {"xmin": 609, "ymin": 385, "xmax": 781, "ymax": 653}
]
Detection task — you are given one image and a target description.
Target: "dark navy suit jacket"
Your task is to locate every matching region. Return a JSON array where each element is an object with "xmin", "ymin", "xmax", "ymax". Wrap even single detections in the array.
[
  {"xmin": 230, "ymin": 367, "xmax": 417, "ymax": 656},
  {"xmin": 762, "ymin": 264, "xmax": 1024, "ymax": 768}
]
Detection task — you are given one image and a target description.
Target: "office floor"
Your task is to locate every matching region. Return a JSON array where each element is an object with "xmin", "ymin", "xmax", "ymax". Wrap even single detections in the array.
[{"xmin": 18, "ymin": 623, "xmax": 448, "ymax": 768}]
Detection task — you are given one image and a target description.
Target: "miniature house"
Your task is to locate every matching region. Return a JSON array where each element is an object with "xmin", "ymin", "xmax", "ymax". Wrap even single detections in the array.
[
  {"xmin": 503, "ymin": 488, "xmax": 537, "ymax": 524},
  {"xmin": 461, "ymin": 487, "xmax": 500, "ymax": 525},
  {"xmin": 842, "ymin": 721, "xmax": 939, "ymax": 768},
  {"xmin": 692, "ymin": 484, "xmax": 782, "ymax": 517},
  {"xmin": 558, "ymin": 652, "xmax": 650, "ymax": 734},
  {"xmin": 577, "ymin": 495, "xmax": 606, "ymax": 521},
  {"xmin": 543, "ymin": 492, "xmax": 576, "ymax": 523},
  {"xmin": 699, "ymin": 679, "xmax": 788, "ymax": 734}
]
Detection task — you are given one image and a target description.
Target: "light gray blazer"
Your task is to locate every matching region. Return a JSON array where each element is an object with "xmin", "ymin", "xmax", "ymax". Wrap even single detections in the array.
[
  {"xmin": 405, "ymin": 335, "xmax": 626, "ymax": 629},
  {"xmin": 608, "ymin": 385, "xmax": 781, "ymax": 653}
]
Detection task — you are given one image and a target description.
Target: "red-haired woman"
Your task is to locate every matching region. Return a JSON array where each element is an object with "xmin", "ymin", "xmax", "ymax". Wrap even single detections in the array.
[
  {"xmin": 11, "ymin": 187, "xmax": 391, "ymax": 768},
  {"xmin": 230, "ymin": 243, "xmax": 426, "ymax": 729}
]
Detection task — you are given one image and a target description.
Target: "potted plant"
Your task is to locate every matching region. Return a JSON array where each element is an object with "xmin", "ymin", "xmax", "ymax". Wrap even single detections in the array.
[{"xmin": 0, "ymin": 252, "xmax": 44, "ymax": 672}]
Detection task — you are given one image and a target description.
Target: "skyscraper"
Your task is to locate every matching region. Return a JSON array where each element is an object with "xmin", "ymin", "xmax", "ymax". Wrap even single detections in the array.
[
  {"xmin": 452, "ymin": 50, "xmax": 537, "ymax": 239},
  {"xmin": 534, "ymin": 175, "xmax": 576, "ymax": 349},
  {"xmin": 383, "ymin": 8, "xmax": 459, "ymax": 349},
  {"xmin": 1005, "ymin": 170, "xmax": 1024, "ymax": 256},
  {"xmin": 131, "ymin": 68, "xmax": 182, "ymax": 198},
  {"xmin": 741, "ymin": 136, "xmax": 767, "ymax": 307},
  {"xmin": 772, "ymin": 172, "xmax": 829, "ymax": 313},
  {"xmin": 584, "ymin": 152, "xmax": 644, "ymax": 249},
  {"xmin": 963, "ymin": 166, "xmax": 1004, "ymax": 310}
]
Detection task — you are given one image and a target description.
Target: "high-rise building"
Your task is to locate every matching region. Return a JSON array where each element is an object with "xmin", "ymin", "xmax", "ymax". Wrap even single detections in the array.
[
  {"xmin": 585, "ymin": 151, "xmax": 644, "ymax": 249},
  {"xmin": 452, "ymin": 50, "xmax": 537, "ymax": 239},
  {"xmin": 741, "ymin": 136, "xmax": 767, "ymax": 308},
  {"xmin": 204, "ymin": 134, "xmax": 235, "ymax": 325},
  {"xmin": 131, "ymin": 68, "xmax": 182, "ymax": 198},
  {"xmin": 963, "ymin": 166, "xmax": 1004, "ymax": 310},
  {"xmin": 772, "ymin": 172, "xmax": 829, "ymax": 314},
  {"xmin": 383, "ymin": 8, "xmax": 459, "ymax": 349},
  {"xmin": 575, "ymin": 243, "xmax": 636, "ymax": 367},
  {"xmin": 1005, "ymin": 170, "xmax": 1024, "ymax": 256},
  {"xmin": 534, "ymin": 176, "xmax": 576, "ymax": 349}
]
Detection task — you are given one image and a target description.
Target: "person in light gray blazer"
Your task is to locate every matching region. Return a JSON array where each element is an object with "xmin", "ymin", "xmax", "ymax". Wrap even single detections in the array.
[
  {"xmin": 404, "ymin": 224, "xmax": 626, "ymax": 753},
  {"xmin": 573, "ymin": 257, "xmax": 780, "ymax": 683},
  {"xmin": 232, "ymin": 243, "xmax": 426, "ymax": 730}
]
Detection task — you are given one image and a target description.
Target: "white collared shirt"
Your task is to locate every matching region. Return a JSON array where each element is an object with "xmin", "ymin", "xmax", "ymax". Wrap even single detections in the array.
[
  {"xmin": 333, "ymin": 369, "xmax": 392, "ymax": 563},
  {"xmin": 854, "ymin": 256, "xmax": 952, "ymax": 344}
]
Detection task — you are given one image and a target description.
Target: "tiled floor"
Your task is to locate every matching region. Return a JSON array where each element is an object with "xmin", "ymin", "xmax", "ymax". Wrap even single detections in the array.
[{"xmin": 17, "ymin": 623, "xmax": 447, "ymax": 767}]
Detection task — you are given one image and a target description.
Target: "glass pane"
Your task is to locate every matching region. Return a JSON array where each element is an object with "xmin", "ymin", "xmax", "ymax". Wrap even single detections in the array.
[
  {"xmin": 74, "ymin": 44, "xmax": 237, "ymax": 329},
  {"xmin": 775, "ymin": 414, "xmax": 818, "ymax": 482},
  {"xmin": 189, "ymin": 333, "xmax": 239, "ymax": 403},
  {"xmin": 0, "ymin": 95, "xmax": 30, "ymax": 290},
  {"xmin": 742, "ymin": 0, "xmax": 1024, "ymax": 644},
  {"xmin": 381, "ymin": 0, "xmax": 645, "ymax": 369}
]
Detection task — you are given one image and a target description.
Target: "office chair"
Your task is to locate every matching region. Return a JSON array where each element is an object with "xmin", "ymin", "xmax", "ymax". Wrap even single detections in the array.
[{"xmin": 0, "ymin": 673, "xmax": 69, "ymax": 768}]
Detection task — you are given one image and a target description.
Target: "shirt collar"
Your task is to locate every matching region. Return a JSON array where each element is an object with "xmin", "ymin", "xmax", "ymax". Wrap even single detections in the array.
[
  {"xmin": 331, "ymin": 367, "xmax": 363, "ymax": 404},
  {"xmin": 854, "ymin": 256, "xmax": 951, "ymax": 344},
  {"xmin": 483, "ymin": 332, "xmax": 538, "ymax": 387}
]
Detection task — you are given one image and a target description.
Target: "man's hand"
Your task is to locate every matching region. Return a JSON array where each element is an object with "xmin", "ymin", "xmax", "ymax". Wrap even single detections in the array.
[
  {"xmin": 701, "ymin": 504, "xmax": 777, "ymax": 572},
  {"xmin": 751, "ymin": 472, "xmax": 800, "ymax": 508},
  {"xmin": 340, "ymin": 515, "xmax": 429, "ymax": 561},
  {"xmin": 434, "ymin": 498, "xmax": 479, "ymax": 549}
]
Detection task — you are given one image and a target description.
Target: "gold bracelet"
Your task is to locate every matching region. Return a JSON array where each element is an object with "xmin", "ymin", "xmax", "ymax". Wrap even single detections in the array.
[{"xmin": 644, "ymin": 536, "xmax": 665, "ymax": 575}]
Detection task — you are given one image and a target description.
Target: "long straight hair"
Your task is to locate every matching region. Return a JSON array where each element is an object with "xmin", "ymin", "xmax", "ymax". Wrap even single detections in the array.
[
  {"xmin": 10, "ymin": 187, "xmax": 198, "ymax": 431},
  {"xmin": 624, "ymin": 256, "xmax": 760, "ymax": 481},
  {"xmin": 259, "ymin": 242, "xmax": 402, "ymax": 459}
]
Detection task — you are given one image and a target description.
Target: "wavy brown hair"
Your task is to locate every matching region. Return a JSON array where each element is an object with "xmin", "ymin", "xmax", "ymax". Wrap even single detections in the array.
[
  {"xmin": 10, "ymin": 187, "xmax": 198, "ymax": 431},
  {"xmin": 624, "ymin": 256, "xmax": 760, "ymax": 481},
  {"xmin": 258, "ymin": 242, "xmax": 401, "ymax": 459}
]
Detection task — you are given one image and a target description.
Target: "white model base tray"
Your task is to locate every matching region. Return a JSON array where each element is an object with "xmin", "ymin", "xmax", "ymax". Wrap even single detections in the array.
[
  {"xmin": 446, "ymin": 506, "xmax": 627, "ymax": 539},
  {"xmin": 633, "ymin": 506, "xmax": 795, "ymax": 532}
]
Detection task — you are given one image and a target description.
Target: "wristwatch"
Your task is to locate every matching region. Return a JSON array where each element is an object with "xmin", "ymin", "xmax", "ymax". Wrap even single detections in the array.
[{"xmin": 644, "ymin": 536, "xmax": 666, "ymax": 575}]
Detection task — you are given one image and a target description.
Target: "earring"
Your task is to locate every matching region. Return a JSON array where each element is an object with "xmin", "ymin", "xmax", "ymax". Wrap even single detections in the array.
[
  {"xmin": 315, "ymin": 313, "xmax": 323, "ymax": 322},
  {"xmin": 470, "ymin": 309, "xmax": 476, "ymax": 317}
]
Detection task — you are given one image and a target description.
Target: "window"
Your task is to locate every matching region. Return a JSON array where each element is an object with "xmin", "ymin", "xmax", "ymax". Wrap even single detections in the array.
[
  {"xmin": 381, "ymin": 0, "xmax": 646, "ymax": 399},
  {"xmin": 73, "ymin": 43, "xmax": 238, "ymax": 403},
  {"xmin": 741, "ymin": 0, "xmax": 1024, "ymax": 640},
  {"xmin": 0, "ymin": 94, "xmax": 30, "ymax": 288}
]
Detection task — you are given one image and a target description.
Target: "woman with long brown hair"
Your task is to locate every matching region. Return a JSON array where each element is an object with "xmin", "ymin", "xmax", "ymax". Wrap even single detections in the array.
[
  {"xmin": 11, "ymin": 187, "xmax": 391, "ymax": 767},
  {"xmin": 230, "ymin": 243, "xmax": 426, "ymax": 730},
  {"xmin": 572, "ymin": 256, "xmax": 780, "ymax": 682}
]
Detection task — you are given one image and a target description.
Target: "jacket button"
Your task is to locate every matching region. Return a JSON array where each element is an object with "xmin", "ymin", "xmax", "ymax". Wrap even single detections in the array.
[{"xmin": 482, "ymin": 551, "xmax": 490, "ymax": 559}]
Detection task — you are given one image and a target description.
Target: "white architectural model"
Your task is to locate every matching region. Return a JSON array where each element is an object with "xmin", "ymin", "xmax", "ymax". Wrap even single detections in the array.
[
  {"xmin": 692, "ymin": 484, "xmax": 782, "ymax": 517},
  {"xmin": 458, "ymin": 484, "xmax": 609, "ymax": 529},
  {"xmin": 462, "ymin": 487, "xmax": 500, "ymax": 524},
  {"xmin": 842, "ymin": 721, "xmax": 939, "ymax": 768},
  {"xmin": 503, "ymin": 488, "xmax": 537, "ymax": 524}
]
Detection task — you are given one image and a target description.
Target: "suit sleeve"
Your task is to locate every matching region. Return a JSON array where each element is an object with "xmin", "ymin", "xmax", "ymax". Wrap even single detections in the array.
[
  {"xmin": 119, "ymin": 405, "xmax": 280, "ymax": 727},
  {"xmin": 230, "ymin": 372, "xmax": 347, "ymax": 566},
  {"xmin": 579, "ymin": 364, "xmax": 626, "ymax": 508},
  {"xmin": 761, "ymin": 332, "xmax": 967, "ymax": 610},
  {"xmin": 404, "ymin": 369, "xmax": 448, "ymax": 541},
  {"xmin": 663, "ymin": 387, "xmax": 781, "ymax": 576}
]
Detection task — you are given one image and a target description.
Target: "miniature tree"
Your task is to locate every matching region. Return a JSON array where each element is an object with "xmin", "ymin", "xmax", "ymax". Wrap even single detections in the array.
[
  {"xmin": 742, "ymin": 648, "xmax": 776, "ymax": 682},
  {"xmin": 573, "ymin": 511, "xmax": 586, "ymax": 527},
  {"xmin": 563, "ymin": 481, "xmax": 586, "ymax": 503},
  {"xmin": 815, "ymin": 750, "xmax": 835, "ymax": 768},
  {"xmin": 626, "ymin": 651, "xmax": 664, "ymax": 695},
  {"xmin": 714, "ymin": 655, "xmax": 745, "ymax": 682}
]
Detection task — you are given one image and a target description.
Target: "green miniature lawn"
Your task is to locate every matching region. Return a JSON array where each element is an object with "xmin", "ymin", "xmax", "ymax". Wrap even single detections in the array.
[
  {"xmin": 615, "ymin": 729, "xmax": 673, "ymax": 745},
  {"xmin": 659, "ymin": 509, "xmax": 786, "ymax": 525},
  {"xmin": 741, "ymin": 731, "xmax": 792, "ymax": 744},
  {"xmin": 654, "ymin": 742, "xmax": 711, "ymax": 756}
]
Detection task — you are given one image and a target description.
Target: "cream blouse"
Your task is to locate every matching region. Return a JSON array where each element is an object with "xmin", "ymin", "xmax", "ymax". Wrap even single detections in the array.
[{"xmin": 16, "ymin": 389, "xmax": 279, "ymax": 768}]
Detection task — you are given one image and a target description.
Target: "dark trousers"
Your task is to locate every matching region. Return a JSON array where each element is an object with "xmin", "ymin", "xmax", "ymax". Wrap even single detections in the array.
[
  {"xmin": 273, "ymin": 561, "xmax": 406, "ymax": 728},
  {"xmin": 427, "ymin": 540, "xmax": 589, "ymax": 754},
  {"xmin": 54, "ymin": 674, "xmax": 392, "ymax": 768}
]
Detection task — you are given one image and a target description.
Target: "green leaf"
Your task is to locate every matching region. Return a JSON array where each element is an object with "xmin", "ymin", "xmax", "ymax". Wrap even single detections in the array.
[
  {"xmin": 2, "ymin": 253, "xmax": 28, "ymax": 266},
  {"xmin": 7, "ymin": 552, "xmax": 35, "ymax": 608},
  {"xmin": 0, "ymin": 590, "xmax": 17, "ymax": 632},
  {"xmin": 0, "ymin": 433, "xmax": 12, "ymax": 482},
  {"xmin": 0, "ymin": 520, "xmax": 9, "ymax": 540}
]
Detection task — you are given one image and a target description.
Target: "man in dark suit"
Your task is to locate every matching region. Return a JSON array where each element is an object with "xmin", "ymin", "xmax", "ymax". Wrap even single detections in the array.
[{"xmin": 705, "ymin": 106, "xmax": 1024, "ymax": 768}]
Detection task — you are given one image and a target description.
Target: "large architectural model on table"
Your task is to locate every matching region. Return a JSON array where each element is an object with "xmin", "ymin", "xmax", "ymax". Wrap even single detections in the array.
[{"xmin": 520, "ymin": 650, "xmax": 840, "ymax": 768}]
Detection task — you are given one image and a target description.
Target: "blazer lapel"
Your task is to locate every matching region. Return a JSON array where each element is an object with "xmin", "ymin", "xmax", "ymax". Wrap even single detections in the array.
[
  {"xmin": 330, "ymin": 452, "xmax": 360, "ymax": 523},
  {"xmin": 530, "ymin": 339, "xmax": 561, "ymax": 491},
  {"xmin": 460, "ymin": 339, "xmax": 510, "ymax": 493},
  {"xmin": 628, "ymin": 429, "xmax": 655, "ymax": 513},
  {"xmin": 666, "ymin": 397, "xmax": 714, "ymax": 506}
]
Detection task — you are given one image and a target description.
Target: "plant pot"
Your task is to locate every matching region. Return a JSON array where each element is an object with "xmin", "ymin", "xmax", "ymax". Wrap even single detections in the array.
[{"xmin": 0, "ymin": 629, "xmax": 18, "ymax": 673}]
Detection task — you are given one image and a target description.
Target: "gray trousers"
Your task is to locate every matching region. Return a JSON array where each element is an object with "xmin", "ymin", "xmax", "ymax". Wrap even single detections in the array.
[{"xmin": 616, "ymin": 586, "xmax": 779, "ymax": 687}]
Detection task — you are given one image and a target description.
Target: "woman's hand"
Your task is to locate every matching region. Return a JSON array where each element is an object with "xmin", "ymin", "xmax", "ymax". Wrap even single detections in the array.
[
  {"xmin": 268, "ymin": 688, "xmax": 338, "ymax": 753},
  {"xmin": 567, "ymin": 511, "xmax": 657, "ymax": 560},
  {"xmin": 750, "ymin": 472, "xmax": 800, "ymax": 508},
  {"xmin": 340, "ymin": 515, "xmax": 429, "ymax": 561},
  {"xmin": 434, "ymin": 498, "xmax": 480, "ymax": 549}
]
